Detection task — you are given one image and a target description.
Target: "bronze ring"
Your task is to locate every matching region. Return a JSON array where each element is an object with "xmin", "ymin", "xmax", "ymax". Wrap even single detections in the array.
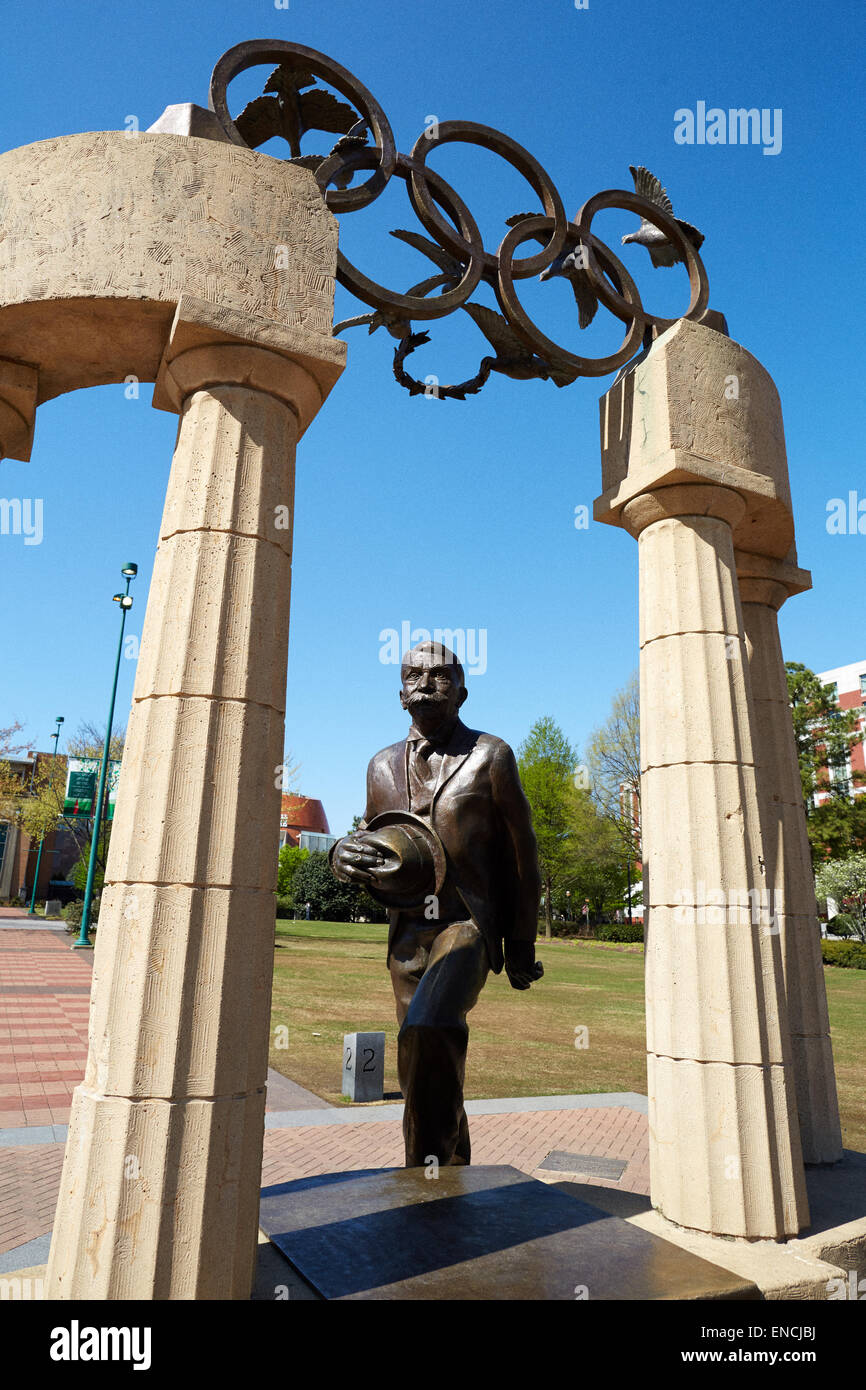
[
  {"xmin": 208, "ymin": 39, "xmax": 397, "ymax": 214},
  {"xmin": 496, "ymin": 217, "xmax": 646, "ymax": 377},
  {"xmin": 575, "ymin": 189, "xmax": 709, "ymax": 330},
  {"xmin": 409, "ymin": 120, "xmax": 568, "ymax": 279},
  {"xmin": 328, "ymin": 149, "xmax": 486, "ymax": 321}
]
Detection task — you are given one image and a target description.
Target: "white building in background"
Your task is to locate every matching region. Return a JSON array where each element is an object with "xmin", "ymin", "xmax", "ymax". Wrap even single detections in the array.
[{"xmin": 813, "ymin": 659, "xmax": 866, "ymax": 803}]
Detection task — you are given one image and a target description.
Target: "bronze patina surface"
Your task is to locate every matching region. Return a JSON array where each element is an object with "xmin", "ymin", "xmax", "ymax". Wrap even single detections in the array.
[
  {"xmin": 330, "ymin": 642, "xmax": 542, "ymax": 1168},
  {"xmin": 258, "ymin": 1165, "xmax": 761, "ymax": 1301}
]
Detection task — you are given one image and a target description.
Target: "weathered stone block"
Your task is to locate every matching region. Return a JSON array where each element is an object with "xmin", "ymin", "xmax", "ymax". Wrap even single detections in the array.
[
  {"xmin": 645, "ymin": 906, "xmax": 787, "ymax": 1064},
  {"xmin": 641, "ymin": 762, "xmax": 763, "ymax": 907},
  {"xmin": 104, "ymin": 693, "xmax": 283, "ymax": 891},
  {"xmin": 86, "ymin": 884, "xmax": 275, "ymax": 1099},
  {"xmin": 647, "ymin": 1055, "xmax": 808, "ymax": 1238},
  {"xmin": 45, "ymin": 1086, "xmax": 266, "ymax": 1299},
  {"xmin": 156, "ymin": 384, "xmax": 298, "ymax": 553},
  {"xmin": 0, "ymin": 132, "xmax": 344, "ymax": 407},
  {"xmin": 638, "ymin": 514, "xmax": 742, "ymax": 646},
  {"xmin": 133, "ymin": 532, "xmax": 292, "ymax": 709},
  {"xmin": 640, "ymin": 632, "xmax": 754, "ymax": 771}
]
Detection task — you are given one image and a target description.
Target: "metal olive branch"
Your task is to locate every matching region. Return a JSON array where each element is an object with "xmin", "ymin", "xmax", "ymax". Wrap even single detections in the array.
[{"xmin": 209, "ymin": 40, "xmax": 709, "ymax": 400}]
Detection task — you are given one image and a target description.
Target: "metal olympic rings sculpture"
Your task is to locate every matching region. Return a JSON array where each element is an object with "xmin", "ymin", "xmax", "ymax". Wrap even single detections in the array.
[{"xmin": 209, "ymin": 40, "xmax": 710, "ymax": 400}]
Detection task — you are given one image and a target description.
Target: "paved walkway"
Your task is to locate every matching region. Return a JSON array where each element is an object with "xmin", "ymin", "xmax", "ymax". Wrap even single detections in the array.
[
  {"xmin": 0, "ymin": 910, "xmax": 650, "ymax": 1272},
  {"xmin": 260, "ymin": 1105, "xmax": 649, "ymax": 1193},
  {"xmin": 0, "ymin": 924, "xmax": 91, "ymax": 1128}
]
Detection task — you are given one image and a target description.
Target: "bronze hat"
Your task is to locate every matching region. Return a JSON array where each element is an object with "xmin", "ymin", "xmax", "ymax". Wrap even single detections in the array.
[{"xmin": 363, "ymin": 810, "xmax": 447, "ymax": 910}]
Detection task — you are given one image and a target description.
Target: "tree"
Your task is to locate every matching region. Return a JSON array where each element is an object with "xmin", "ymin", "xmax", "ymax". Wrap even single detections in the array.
[
  {"xmin": 67, "ymin": 721, "xmax": 126, "ymax": 761},
  {"xmin": 807, "ymin": 796, "xmax": 866, "ymax": 862},
  {"xmin": 562, "ymin": 794, "xmax": 629, "ymax": 921},
  {"xmin": 277, "ymin": 843, "xmax": 309, "ymax": 904},
  {"xmin": 275, "ymin": 748, "xmax": 301, "ymax": 795},
  {"xmin": 291, "ymin": 849, "xmax": 357, "ymax": 923},
  {"xmin": 0, "ymin": 722, "xmax": 34, "ymax": 826},
  {"xmin": 585, "ymin": 673, "xmax": 642, "ymax": 914},
  {"xmin": 517, "ymin": 717, "xmax": 580, "ymax": 940},
  {"xmin": 785, "ymin": 663, "xmax": 866, "ymax": 863},
  {"xmin": 0, "ymin": 748, "xmax": 66, "ymax": 845},
  {"xmin": 815, "ymin": 853, "xmax": 866, "ymax": 943},
  {"xmin": 0, "ymin": 745, "xmax": 70, "ymax": 903},
  {"xmin": 0, "ymin": 721, "xmax": 28, "ymax": 758},
  {"xmin": 0, "ymin": 720, "xmax": 130, "ymax": 892},
  {"xmin": 785, "ymin": 663, "xmax": 864, "ymax": 804}
]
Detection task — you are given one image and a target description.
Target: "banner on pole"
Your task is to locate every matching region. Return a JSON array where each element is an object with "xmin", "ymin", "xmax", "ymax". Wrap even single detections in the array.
[{"xmin": 63, "ymin": 757, "xmax": 121, "ymax": 819}]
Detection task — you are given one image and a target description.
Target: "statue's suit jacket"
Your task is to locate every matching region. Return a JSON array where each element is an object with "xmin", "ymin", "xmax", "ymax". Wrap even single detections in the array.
[{"xmin": 359, "ymin": 718, "xmax": 541, "ymax": 974}]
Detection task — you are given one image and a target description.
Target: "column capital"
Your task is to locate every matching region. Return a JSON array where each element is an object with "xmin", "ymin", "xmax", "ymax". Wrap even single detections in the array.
[
  {"xmin": 735, "ymin": 549, "xmax": 812, "ymax": 609},
  {"xmin": 622, "ymin": 483, "xmax": 746, "ymax": 539},
  {"xmin": 594, "ymin": 319, "xmax": 795, "ymax": 557},
  {"xmin": 153, "ymin": 293, "xmax": 345, "ymax": 435},
  {"xmin": 0, "ymin": 358, "xmax": 38, "ymax": 462}
]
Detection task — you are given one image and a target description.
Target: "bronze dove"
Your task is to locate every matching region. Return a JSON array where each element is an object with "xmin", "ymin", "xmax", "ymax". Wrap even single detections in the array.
[{"xmin": 621, "ymin": 166, "xmax": 705, "ymax": 268}]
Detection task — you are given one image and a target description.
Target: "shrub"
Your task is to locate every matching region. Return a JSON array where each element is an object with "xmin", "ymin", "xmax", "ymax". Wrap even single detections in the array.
[
  {"xmin": 277, "ymin": 844, "xmax": 309, "ymax": 903},
  {"xmin": 61, "ymin": 896, "xmax": 100, "ymax": 934},
  {"xmin": 597, "ymin": 921, "xmax": 644, "ymax": 943},
  {"xmin": 828, "ymin": 913, "xmax": 856, "ymax": 938},
  {"xmin": 62, "ymin": 901, "xmax": 82, "ymax": 929},
  {"xmin": 821, "ymin": 939, "xmax": 866, "ymax": 969},
  {"xmin": 69, "ymin": 856, "xmax": 106, "ymax": 895},
  {"xmin": 275, "ymin": 895, "xmax": 294, "ymax": 919}
]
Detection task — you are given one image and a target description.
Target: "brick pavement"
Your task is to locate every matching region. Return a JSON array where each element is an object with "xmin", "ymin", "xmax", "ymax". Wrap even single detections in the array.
[
  {"xmin": 261, "ymin": 1108, "xmax": 649, "ymax": 1195},
  {"xmin": 0, "ymin": 1143, "xmax": 66, "ymax": 1255},
  {"xmin": 0, "ymin": 928, "xmax": 91, "ymax": 1128},
  {"xmin": 0, "ymin": 914, "xmax": 650, "ymax": 1264}
]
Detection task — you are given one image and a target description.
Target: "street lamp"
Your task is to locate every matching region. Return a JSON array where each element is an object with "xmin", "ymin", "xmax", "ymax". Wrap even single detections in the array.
[
  {"xmin": 27, "ymin": 715, "xmax": 64, "ymax": 915},
  {"xmin": 75, "ymin": 563, "xmax": 137, "ymax": 949}
]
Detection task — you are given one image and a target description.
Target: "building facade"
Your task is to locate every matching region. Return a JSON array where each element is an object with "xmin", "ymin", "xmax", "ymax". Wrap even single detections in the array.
[
  {"xmin": 278, "ymin": 794, "xmax": 336, "ymax": 853},
  {"xmin": 814, "ymin": 659, "xmax": 866, "ymax": 804},
  {"xmin": 0, "ymin": 752, "xmax": 81, "ymax": 901}
]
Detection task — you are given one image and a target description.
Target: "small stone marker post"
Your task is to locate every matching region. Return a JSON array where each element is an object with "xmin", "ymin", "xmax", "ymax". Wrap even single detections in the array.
[{"xmin": 343, "ymin": 1032, "xmax": 385, "ymax": 1102}]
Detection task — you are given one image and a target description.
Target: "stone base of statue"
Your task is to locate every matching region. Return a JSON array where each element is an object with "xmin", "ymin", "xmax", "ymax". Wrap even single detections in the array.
[{"xmin": 257, "ymin": 1166, "xmax": 760, "ymax": 1300}]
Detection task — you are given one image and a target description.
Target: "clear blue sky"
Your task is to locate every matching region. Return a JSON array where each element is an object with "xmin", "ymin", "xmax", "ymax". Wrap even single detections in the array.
[{"xmin": 1, "ymin": 0, "xmax": 864, "ymax": 838}]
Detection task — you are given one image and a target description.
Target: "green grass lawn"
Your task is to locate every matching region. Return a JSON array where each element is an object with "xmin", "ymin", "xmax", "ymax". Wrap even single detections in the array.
[{"xmin": 269, "ymin": 920, "xmax": 866, "ymax": 1151}]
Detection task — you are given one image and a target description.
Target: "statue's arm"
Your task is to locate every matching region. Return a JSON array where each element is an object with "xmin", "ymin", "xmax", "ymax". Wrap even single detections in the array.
[
  {"xmin": 491, "ymin": 742, "xmax": 542, "ymax": 942},
  {"xmin": 360, "ymin": 755, "xmax": 378, "ymax": 829}
]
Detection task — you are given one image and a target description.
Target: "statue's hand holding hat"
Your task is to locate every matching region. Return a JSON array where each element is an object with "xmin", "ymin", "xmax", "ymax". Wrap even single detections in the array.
[{"xmin": 332, "ymin": 811, "xmax": 446, "ymax": 910}]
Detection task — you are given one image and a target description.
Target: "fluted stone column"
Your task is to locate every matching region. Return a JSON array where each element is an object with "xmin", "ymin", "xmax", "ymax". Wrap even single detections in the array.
[
  {"xmin": 736, "ymin": 551, "xmax": 843, "ymax": 1164},
  {"xmin": 45, "ymin": 319, "xmax": 342, "ymax": 1298},
  {"xmin": 595, "ymin": 319, "xmax": 811, "ymax": 1239}
]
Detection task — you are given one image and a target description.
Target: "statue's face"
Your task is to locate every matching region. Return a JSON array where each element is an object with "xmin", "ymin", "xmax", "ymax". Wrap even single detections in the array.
[{"xmin": 399, "ymin": 647, "xmax": 466, "ymax": 725}]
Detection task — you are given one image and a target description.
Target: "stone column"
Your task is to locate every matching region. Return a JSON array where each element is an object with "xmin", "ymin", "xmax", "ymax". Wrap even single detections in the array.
[
  {"xmin": 736, "ymin": 551, "xmax": 843, "ymax": 1164},
  {"xmin": 595, "ymin": 319, "xmax": 810, "ymax": 1239},
  {"xmin": 45, "ymin": 310, "xmax": 342, "ymax": 1299}
]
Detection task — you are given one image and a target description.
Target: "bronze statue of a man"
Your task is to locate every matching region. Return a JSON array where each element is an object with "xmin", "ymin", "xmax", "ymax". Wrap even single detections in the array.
[{"xmin": 330, "ymin": 641, "xmax": 542, "ymax": 1167}]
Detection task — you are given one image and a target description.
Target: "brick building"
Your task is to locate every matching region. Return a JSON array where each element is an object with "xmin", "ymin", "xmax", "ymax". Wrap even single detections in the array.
[{"xmin": 0, "ymin": 752, "xmax": 80, "ymax": 902}]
